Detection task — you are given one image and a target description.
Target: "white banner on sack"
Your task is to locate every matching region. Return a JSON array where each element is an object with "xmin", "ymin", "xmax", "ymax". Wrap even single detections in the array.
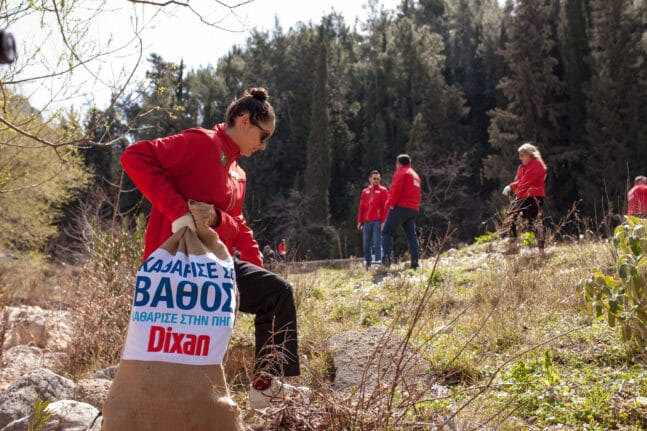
[{"xmin": 122, "ymin": 248, "xmax": 236, "ymax": 365}]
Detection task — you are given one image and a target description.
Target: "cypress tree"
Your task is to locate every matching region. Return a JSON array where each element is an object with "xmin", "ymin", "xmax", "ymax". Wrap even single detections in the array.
[
  {"xmin": 304, "ymin": 25, "xmax": 331, "ymax": 226},
  {"xmin": 582, "ymin": 0, "xmax": 647, "ymax": 215},
  {"xmin": 484, "ymin": 0, "xmax": 564, "ymax": 211}
]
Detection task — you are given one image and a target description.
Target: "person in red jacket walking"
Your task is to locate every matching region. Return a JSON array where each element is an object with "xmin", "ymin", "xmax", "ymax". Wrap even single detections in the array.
[
  {"xmin": 627, "ymin": 176, "xmax": 647, "ymax": 218},
  {"xmin": 121, "ymin": 87, "xmax": 308, "ymax": 410},
  {"xmin": 502, "ymin": 142, "xmax": 547, "ymax": 254},
  {"xmin": 357, "ymin": 170, "xmax": 389, "ymax": 269},
  {"xmin": 381, "ymin": 154, "xmax": 422, "ymax": 269}
]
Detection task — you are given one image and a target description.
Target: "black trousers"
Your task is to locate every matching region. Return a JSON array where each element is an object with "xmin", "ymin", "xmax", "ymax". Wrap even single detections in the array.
[
  {"xmin": 234, "ymin": 258, "xmax": 300, "ymax": 377},
  {"xmin": 508, "ymin": 196, "xmax": 545, "ymax": 248}
]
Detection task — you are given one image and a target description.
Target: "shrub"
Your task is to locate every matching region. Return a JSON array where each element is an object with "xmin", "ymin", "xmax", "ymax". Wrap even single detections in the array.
[
  {"xmin": 65, "ymin": 214, "xmax": 145, "ymax": 377},
  {"xmin": 577, "ymin": 216, "xmax": 647, "ymax": 347}
]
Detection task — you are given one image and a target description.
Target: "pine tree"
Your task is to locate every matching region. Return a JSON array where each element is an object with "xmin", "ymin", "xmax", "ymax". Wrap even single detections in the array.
[
  {"xmin": 304, "ymin": 25, "xmax": 331, "ymax": 227},
  {"xmin": 582, "ymin": 0, "xmax": 647, "ymax": 215},
  {"xmin": 484, "ymin": 0, "xmax": 564, "ymax": 210}
]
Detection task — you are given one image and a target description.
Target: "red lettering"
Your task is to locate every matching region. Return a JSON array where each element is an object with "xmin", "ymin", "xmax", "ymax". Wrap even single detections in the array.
[
  {"xmin": 169, "ymin": 332, "xmax": 185, "ymax": 353},
  {"xmin": 147, "ymin": 325, "xmax": 165, "ymax": 352},
  {"xmin": 145, "ymin": 326, "xmax": 210, "ymax": 356}
]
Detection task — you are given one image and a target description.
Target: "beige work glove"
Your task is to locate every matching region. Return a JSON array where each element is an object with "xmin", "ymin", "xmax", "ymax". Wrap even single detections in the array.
[
  {"xmin": 171, "ymin": 212, "xmax": 196, "ymax": 233},
  {"xmin": 187, "ymin": 200, "xmax": 230, "ymax": 260}
]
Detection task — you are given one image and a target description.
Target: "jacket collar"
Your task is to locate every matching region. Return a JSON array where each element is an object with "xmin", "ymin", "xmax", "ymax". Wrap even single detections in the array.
[{"xmin": 213, "ymin": 123, "xmax": 241, "ymax": 164}]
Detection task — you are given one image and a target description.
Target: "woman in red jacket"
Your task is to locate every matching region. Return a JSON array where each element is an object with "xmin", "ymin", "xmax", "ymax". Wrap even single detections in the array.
[
  {"xmin": 502, "ymin": 142, "xmax": 547, "ymax": 254},
  {"xmin": 121, "ymin": 88, "xmax": 307, "ymax": 410}
]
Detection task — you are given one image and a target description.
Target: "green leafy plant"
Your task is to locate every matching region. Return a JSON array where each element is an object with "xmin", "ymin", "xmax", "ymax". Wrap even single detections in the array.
[
  {"xmin": 474, "ymin": 231, "xmax": 498, "ymax": 244},
  {"xmin": 28, "ymin": 395, "xmax": 51, "ymax": 431},
  {"xmin": 577, "ymin": 216, "xmax": 647, "ymax": 346},
  {"xmin": 519, "ymin": 231, "xmax": 536, "ymax": 247}
]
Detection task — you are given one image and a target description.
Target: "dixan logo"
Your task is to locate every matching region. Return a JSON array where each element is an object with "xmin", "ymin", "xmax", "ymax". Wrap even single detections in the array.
[{"xmin": 147, "ymin": 325, "xmax": 210, "ymax": 356}]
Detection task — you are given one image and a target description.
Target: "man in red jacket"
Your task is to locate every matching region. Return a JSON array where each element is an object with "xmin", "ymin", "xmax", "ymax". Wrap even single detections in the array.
[
  {"xmin": 357, "ymin": 170, "xmax": 389, "ymax": 269},
  {"xmin": 628, "ymin": 176, "xmax": 647, "ymax": 218},
  {"xmin": 381, "ymin": 154, "xmax": 422, "ymax": 269},
  {"xmin": 121, "ymin": 88, "xmax": 307, "ymax": 410}
]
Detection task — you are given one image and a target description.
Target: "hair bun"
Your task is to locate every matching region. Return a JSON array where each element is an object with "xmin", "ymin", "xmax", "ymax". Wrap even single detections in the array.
[{"xmin": 248, "ymin": 87, "xmax": 269, "ymax": 102}]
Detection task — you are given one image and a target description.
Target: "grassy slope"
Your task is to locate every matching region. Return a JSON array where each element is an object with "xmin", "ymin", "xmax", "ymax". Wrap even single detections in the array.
[
  {"xmin": 229, "ymin": 240, "xmax": 647, "ymax": 430},
  {"xmin": 2, "ymin": 238, "xmax": 646, "ymax": 430}
]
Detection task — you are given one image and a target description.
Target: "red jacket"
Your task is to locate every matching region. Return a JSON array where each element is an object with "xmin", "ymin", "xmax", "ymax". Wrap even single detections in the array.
[
  {"xmin": 357, "ymin": 184, "xmax": 389, "ymax": 223},
  {"xmin": 628, "ymin": 184, "xmax": 647, "ymax": 216},
  {"xmin": 510, "ymin": 158, "xmax": 547, "ymax": 198},
  {"xmin": 386, "ymin": 165, "xmax": 421, "ymax": 211},
  {"xmin": 120, "ymin": 124, "xmax": 262, "ymax": 266}
]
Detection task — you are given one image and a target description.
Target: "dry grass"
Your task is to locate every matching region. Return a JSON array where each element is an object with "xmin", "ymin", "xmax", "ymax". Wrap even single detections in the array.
[{"xmin": 2, "ymin": 219, "xmax": 644, "ymax": 430}]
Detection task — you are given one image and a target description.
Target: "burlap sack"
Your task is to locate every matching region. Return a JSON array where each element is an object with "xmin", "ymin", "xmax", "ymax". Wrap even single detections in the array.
[{"xmin": 102, "ymin": 201, "xmax": 244, "ymax": 431}]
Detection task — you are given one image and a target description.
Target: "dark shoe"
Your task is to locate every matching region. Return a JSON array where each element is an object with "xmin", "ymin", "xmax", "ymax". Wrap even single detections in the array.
[{"xmin": 382, "ymin": 255, "xmax": 391, "ymax": 267}]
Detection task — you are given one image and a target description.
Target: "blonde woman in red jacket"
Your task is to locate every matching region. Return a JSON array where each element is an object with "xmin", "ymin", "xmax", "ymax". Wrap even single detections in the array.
[
  {"xmin": 121, "ymin": 87, "xmax": 308, "ymax": 410},
  {"xmin": 502, "ymin": 142, "xmax": 547, "ymax": 254}
]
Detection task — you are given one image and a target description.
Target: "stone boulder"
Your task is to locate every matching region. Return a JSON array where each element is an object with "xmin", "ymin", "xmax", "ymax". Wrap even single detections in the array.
[
  {"xmin": 74, "ymin": 379, "xmax": 112, "ymax": 409},
  {"xmin": 0, "ymin": 346, "xmax": 67, "ymax": 391},
  {"xmin": 2, "ymin": 306, "xmax": 74, "ymax": 352},
  {"xmin": 0, "ymin": 368, "xmax": 75, "ymax": 428},
  {"xmin": 1, "ymin": 400, "xmax": 101, "ymax": 431},
  {"xmin": 328, "ymin": 327, "xmax": 435, "ymax": 392}
]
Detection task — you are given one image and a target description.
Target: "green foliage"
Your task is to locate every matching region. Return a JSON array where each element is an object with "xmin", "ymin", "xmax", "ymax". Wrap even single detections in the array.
[
  {"xmin": 519, "ymin": 231, "xmax": 536, "ymax": 247},
  {"xmin": 577, "ymin": 217, "xmax": 647, "ymax": 346},
  {"xmin": 0, "ymin": 94, "xmax": 91, "ymax": 252},
  {"xmin": 582, "ymin": 0, "xmax": 647, "ymax": 215},
  {"xmin": 474, "ymin": 231, "xmax": 498, "ymax": 244},
  {"xmin": 28, "ymin": 395, "xmax": 51, "ymax": 431}
]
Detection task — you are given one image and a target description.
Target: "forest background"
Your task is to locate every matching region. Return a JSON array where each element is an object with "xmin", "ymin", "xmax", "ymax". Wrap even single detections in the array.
[{"xmin": 0, "ymin": 0, "xmax": 645, "ymax": 261}]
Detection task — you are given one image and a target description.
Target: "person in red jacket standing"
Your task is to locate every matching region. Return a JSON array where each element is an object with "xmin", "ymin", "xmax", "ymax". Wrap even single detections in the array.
[
  {"xmin": 121, "ymin": 87, "xmax": 308, "ymax": 410},
  {"xmin": 627, "ymin": 176, "xmax": 647, "ymax": 218},
  {"xmin": 277, "ymin": 238, "xmax": 287, "ymax": 261},
  {"xmin": 381, "ymin": 154, "xmax": 422, "ymax": 269},
  {"xmin": 502, "ymin": 142, "xmax": 547, "ymax": 254},
  {"xmin": 357, "ymin": 170, "xmax": 389, "ymax": 270}
]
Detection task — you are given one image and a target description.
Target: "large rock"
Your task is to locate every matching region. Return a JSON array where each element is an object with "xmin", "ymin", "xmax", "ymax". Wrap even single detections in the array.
[
  {"xmin": 91, "ymin": 366, "xmax": 118, "ymax": 381},
  {"xmin": 0, "ymin": 346, "xmax": 68, "ymax": 391},
  {"xmin": 2, "ymin": 306, "xmax": 74, "ymax": 352},
  {"xmin": 1, "ymin": 400, "xmax": 101, "ymax": 431},
  {"xmin": 328, "ymin": 327, "xmax": 435, "ymax": 392},
  {"xmin": 0, "ymin": 368, "xmax": 75, "ymax": 428},
  {"xmin": 74, "ymin": 379, "xmax": 112, "ymax": 409},
  {"xmin": 3, "ymin": 306, "xmax": 47, "ymax": 349}
]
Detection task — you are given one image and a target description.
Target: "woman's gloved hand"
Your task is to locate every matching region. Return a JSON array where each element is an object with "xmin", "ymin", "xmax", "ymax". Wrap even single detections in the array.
[
  {"xmin": 502, "ymin": 185, "xmax": 512, "ymax": 197},
  {"xmin": 171, "ymin": 213, "xmax": 196, "ymax": 233},
  {"xmin": 187, "ymin": 200, "xmax": 230, "ymax": 259}
]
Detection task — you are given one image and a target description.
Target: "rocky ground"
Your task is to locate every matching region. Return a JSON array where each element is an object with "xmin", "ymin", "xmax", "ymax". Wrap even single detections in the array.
[{"xmin": 0, "ymin": 303, "xmax": 453, "ymax": 430}]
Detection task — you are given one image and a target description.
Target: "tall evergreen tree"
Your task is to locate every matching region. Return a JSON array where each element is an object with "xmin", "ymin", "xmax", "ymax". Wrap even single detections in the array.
[
  {"xmin": 484, "ymin": 0, "xmax": 565, "ymax": 212},
  {"xmin": 581, "ymin": 0, "xmax": 647, "ymax": 215},
  {"xmin": 304, "ymin": 25, "xmax": 331, "ymax": 226}
]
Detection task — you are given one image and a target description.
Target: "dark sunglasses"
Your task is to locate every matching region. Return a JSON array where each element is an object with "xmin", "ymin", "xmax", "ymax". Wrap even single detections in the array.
[{"xmin": 250, "ymin": 119, "xmax": 271, "ymax": 144}]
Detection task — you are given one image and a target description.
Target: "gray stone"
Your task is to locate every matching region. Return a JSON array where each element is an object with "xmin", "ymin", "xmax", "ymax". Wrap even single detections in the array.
[
  {"xmin": 1, "ymin": 400, "xmax": 101, "ymax": 431},
  {"xmin": 327, "ymin": 327, "xmax": 436, "ymax": 393},
  {"xmin": 91, "ymin": 365, "xmax": 118, "ymax": 381},
  {"xmin": 0, "ymin": 368, "xmax": 75, "ymax": 428},
  {"xmin": 74, "ymin": 379, "xmax": 111, "ymax": 409},
  {"xmin": 0, "ymin": 346, "xmax": 68, "ymax": 392}
]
